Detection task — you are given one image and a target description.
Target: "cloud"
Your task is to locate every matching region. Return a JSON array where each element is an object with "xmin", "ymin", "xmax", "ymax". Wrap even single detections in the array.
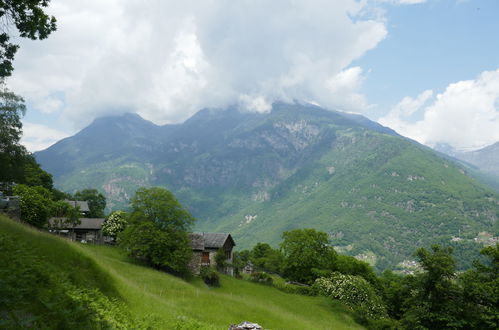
[
  {"xmin": 21, "ymin": 123, "xmax": 72, "ymax": 152},
  {"xmin": 379, "ymin": 69, "xmax": 499, "ymax": 150},
  {"xmin": 8, "ymin": 0, "xmax": 388, "ymax": 128}
]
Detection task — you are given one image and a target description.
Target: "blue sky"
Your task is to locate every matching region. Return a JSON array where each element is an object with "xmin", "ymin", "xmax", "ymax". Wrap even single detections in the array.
[
  {"xmin": 357, "ymin": 0, "xmax": 499, "ymax": 117},
  {"xmin": 9, "ymin": 0, "xmax": 499, "ymax": 151}
]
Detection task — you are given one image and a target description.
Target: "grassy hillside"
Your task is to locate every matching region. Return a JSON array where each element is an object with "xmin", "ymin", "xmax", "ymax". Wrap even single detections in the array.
[{"xmin": 0, "ymin": 215, "xmax": 361, "ymax": 329}]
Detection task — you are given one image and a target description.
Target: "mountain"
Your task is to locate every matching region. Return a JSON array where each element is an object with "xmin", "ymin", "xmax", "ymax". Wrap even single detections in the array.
[
  {"xmin": 434, "ymin": 142, "xmax": 499, "ymax": 191},
  {"xmin": 35, "ymin": 102, "xmax": 499, "ymax": 271},
  {"xmin": 456, "ymin": 142, "xmax": 499, "ymax": 176}
]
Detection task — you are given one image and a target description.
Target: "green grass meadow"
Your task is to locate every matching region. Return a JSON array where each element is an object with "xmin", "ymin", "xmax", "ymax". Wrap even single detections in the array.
[{"xmin": 0, "ymin": 215, "xmax": 362, "ymax": 329}]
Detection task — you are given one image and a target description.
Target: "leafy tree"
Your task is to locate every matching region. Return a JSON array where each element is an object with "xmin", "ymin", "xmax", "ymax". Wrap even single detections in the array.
[
  {"xmin": 74, "ymin": 189, "xmax": 106, "ymax": 218},
  {"xmin": 118, "ymin": 187, "xmax": 194, "ymax": 275},
  {"xmin": 232, "ymin": 250, "xmax": 251, "ymax": 276},
  {"xmin": 250, "ymin": 242, "xmax": 284, "ymax": 274},
  {"xmin": 334, "ymin": 254, "xmax": 379, "ymax": 287},
  {"xmin": 0, "ymin": 0, "xmax": 57, "ymax": 78},
  {"xmin": 459, "ymin": 244, "xmax": 499, "ymax": 329},
  {"xmin": 0, "ymin": 87, "xmax": 53, "ymax": 191},
  {"xmin": 102, "ymin": 210, "xmax": 128, "ymax": 240},
  {"xmin": 280, "ymin": 228, "xmax": 337, "ymax": 284},
  {"xmin": 401, "ymin": 245, "xmax": 464, "ymax": 329},
  {"xmin": 13, "ymin": 184, "xmax": 52, "ymax": 227}
]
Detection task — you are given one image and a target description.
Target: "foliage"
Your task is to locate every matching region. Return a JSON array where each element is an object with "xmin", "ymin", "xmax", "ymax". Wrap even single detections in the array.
[
  {"xmin": 119, "ymin": 221, "xmax": 192, "ymax": 275},
  {"xmin": 130, "ymin": 187, "xmax": 194, "ymax": 231},
  {"xmin": 250, "ymin": 271, "xmax": 273, "ymax": 285},
  {"xmin": 333, "ymin": 254, "xmax": 380, "ymax": 288},
  {"xmin": 400, "ymin": 245, "xmax": 464, "ymax": 329},
  {"xmin": 214, "ymin": 248, "xmax": 226, "ymax": 271},
  {"xmin": 273, "ymin": 281, "xmax": 316, "ymax": 296},
  {"xmin": 0, "ymin": 87, "xmax": 53, "ymax": 191},
  {"xmin": 12, "ymin": 184, "xmax": 52, "ymax": 227},
  {"xmin": 250, "ymin": 242, "xmax": 284, "ymax": 274},
  {"xmin": 458, "ymin": 244, "xmax": 499, "ymax": 329},
  {"xmin": 0, "ymin": 0, "xmax": 57, "ymax": 78},
  {"xmin": 280, "ymin": 228, "xmax": 337, "ymax": 284},
  {"xmin": 199, "ymin": 266, "xmax": 219, "ymax": 287},
  {"xmin": 74, "ymin": 188, "xmax": 106, "ymax": 218},
  {"xmin": 314, "ymin": 272, "xmax": 387, "ymax": 321},
  {"xmin": 232, "ymin": 250, "xmax": 251, "ymax": 276},
  {"xmin": 102, "ymin": 210, "xmax": 128, "ymax": 239}
]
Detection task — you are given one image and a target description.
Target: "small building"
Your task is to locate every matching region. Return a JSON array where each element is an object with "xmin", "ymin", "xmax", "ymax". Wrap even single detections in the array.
[
  {"xmin": 64, "ymin": 200, "xmax": 90, "ymax": 216},
  {"xmin": 49, "ymin": 217, "xmax": 105, "ymax": 243},
  {"xmin": 188, "ymin": 232, "xmax": 236, "ymax": 276},
  {"xmin": 242, "ymin": 261, "xmax": 254, "ymax": 275}
]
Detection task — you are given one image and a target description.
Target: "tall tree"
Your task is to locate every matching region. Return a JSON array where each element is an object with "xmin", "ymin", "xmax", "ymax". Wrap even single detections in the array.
[
  {"xmin": 0, "ymin": 86, "xmax": 53, "ymax": 191},
  {"xmin": 280, "ymin": 228, "xmax": 337, "ymax": 284},
  {"xmin": 0, "ymin": 0, "xmax": 57, "ymax": 78},
  {"xmin": 118, "ymin": 187, "xmax": 195, "ymax": 275},
  {"xmin": 401, "ymin": 245, "xmax": 464, "ymax": 329}
]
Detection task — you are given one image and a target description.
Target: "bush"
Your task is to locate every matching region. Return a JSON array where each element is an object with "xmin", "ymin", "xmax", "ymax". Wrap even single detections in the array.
[
  {"xmin": 250, "ymin": 271, "xmax": 273, "ymax": 285},
  {"xmin": 200, "ymin": 266, "xmax": 219, "ymax": 287},
  {"xmin": 313, "ymin": 272, "xmax": 387, "ymax": 321},
  {"xmin": 275, "ymin": 282, "xmax": 316, "ymax": 296}
]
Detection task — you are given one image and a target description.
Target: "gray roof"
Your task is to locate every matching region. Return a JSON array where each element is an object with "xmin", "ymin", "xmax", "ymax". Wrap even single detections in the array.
[
  {"xmin": 188, "ymin": 232, "xmax": 235, "ymax": 250},
  {"xmin": 49, "ymin": 217, "xmax": 104, "ymax": 230},
  {"xmin": 64, "ymin": 200, "xmax": 90, "ymax": 213}
]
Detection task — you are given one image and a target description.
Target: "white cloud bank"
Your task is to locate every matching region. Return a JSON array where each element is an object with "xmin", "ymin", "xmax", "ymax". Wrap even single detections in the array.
[
  {"xmin": 9, "ymin": 0, "xmax": 389, "ymax": 128},
  {"xmin": 21, "ymin": 123, "xmax": 72, "ymax": 152},
  {"xmin": 380, "ymin": 69, "xmax": 499, "ymax": 151}
]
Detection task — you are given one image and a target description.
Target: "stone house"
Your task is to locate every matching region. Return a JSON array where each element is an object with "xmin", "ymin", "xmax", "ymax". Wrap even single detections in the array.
[
  {"xmin": 48, "ymin": 200, "xmax": 109, "ymax": 243},
  {"xmin": 48, "ymin": 217, "xmax": 106, "ymax": 243},
  {"xmin": 188, "ymin": 232, "xmax": 236, "ymax": 276}
]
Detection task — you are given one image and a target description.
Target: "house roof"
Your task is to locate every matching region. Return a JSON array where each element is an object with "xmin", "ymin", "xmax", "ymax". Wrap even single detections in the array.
[
  {"xmin": 188, "ymin": 232, "xmax": 235, "ymax": 251},
  {"xmin": 49, "ymin": 217, "xmax": 104, "ymax": 230},
  {"xmin": 64, "ymin": 200, "xmax": 90, "ymax": 213}
]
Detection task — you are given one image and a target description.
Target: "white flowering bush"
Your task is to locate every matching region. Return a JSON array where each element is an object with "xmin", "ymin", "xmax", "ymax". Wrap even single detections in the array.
[
  {"xmin": 102, "ymin": 211, "xmax": 128, "ymax": 239},
  {"xmin": 313, "ymin": 272, "xmax": 387, "ymax": 320}
]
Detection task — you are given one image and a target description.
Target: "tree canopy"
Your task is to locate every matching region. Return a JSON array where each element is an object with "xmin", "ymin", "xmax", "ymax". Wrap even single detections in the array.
[
  {"xmin": 280, "ymin": 228, "xmax": 337, "ymax": 284},
  {"xmin": 119, "ymin": 187, "xmax": 195, "ymax": 275},
  {"xmin": 0, "ymin": 0, "xmax": 57, "ymax": 78}
]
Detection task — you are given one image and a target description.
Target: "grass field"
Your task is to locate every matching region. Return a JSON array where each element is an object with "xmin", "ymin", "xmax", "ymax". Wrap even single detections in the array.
[{"xmin": 0, "ymin": 215, "xmax": 362, "ymax": 329}]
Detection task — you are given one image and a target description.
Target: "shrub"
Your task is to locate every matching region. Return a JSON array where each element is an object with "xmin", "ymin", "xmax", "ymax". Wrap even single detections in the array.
[
  {"xmin": 200, "ymin": 266, "xmax": 219, "ymax": 287},
  {"xmin": 313, "ymin": 272, "xmax": 387, "ymax": 320},
  {"xmin": 250, "ymin": 271, "xmax": 273, "ymax": 285},
  {"xmin": 275, "ymin": 282, "xmax": 316, "ymax": 296}
]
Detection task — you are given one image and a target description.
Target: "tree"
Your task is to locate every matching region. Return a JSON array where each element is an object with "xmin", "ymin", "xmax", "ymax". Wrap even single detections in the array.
[
  {"xmin": 102, "ymin": 210, "xmax": 128, "ymax": 240},
  {"xmin": 0, "ymin": 87, "xmax": 53, "ymax": 191},
  {"xmin": 118, "ymin": 187, "xmax": 195, "ymax": 275},
  {"xmin": 401, "ymin": 245, "xmax": 464, "ymax": 329},
  {"xmin": 280, "ymin": 228, "xmax": 337, "ymax": 284},
  {"xmin": 13, "ymin": 184, "xmax": 52, "ymax": 227},
  {"xmin": 459, "ymin": 244, "xmax": 499, "ymax": 329},
  {"xmin": 74, "ymin": 189, "xmax": 106, "ymax": 218},
  {"xmin": 250, "ymin": 242, "xmax": 284, "ymax": 274},
  {"xmin": 0, "ymin": 0, "xmax": 57, "ymax": 78}
]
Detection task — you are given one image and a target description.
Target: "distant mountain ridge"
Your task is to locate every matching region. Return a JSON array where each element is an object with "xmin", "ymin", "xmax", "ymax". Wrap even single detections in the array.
[
  {"xmin": 36, "ymin": 102, "xmax": 499, "ymax": 271},
  {"xmin": 434, "ymin": 141, "xmax": 499, "ymax": 191}
]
